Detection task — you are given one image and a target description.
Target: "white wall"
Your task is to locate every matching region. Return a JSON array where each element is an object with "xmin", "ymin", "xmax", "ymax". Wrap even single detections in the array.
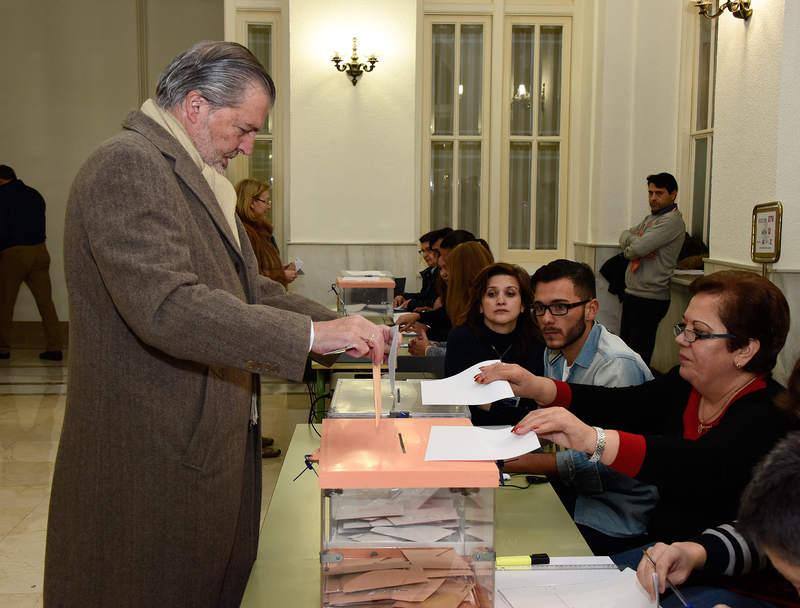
[
  {"xmin": 288, "ymin": 0, "xmax": 418, "ymax": 244},
  {"xmin": 582, "ymin": 0, "xmax": 682, "ymax": 245},
  {"xmin": 710, "ymin": 0, "xmax": 792, "ymax": 266}
]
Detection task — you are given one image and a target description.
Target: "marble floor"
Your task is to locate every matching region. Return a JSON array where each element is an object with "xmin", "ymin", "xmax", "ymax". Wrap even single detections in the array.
[{"xmin": 0, "ymin": 349, "xmax": 310, "ymax": 607}]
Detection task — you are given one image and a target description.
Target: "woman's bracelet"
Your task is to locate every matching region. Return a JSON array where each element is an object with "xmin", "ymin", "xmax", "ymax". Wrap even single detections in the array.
[{"xmin": 588, "ymin": 427, "xmax": 606, "ymax": 463}]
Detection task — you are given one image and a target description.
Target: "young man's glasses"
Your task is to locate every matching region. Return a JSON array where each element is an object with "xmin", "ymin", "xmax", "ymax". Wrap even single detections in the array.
[
  {"xmin": 533, "ymin": 300, "xmax": 590, "ymax": 317},
  {"xmin": 673, "ymin": 323, "xmax": 737, "ymax": 343}
]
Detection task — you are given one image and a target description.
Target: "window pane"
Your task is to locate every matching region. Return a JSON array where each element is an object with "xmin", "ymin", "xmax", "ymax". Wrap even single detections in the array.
[
  {"xmin": 248, "ymin": 24, "xmax": 272, "ymax": 134},
  {"xmin": 538, "ymin": 26, "xmax": 562, "ymax": 136},
  {"xmin": 431, "ymin": 142, "xmax": 453, "ymax": 228},
  {"xmin": 432, "ymin": 24, "xmax": 455, "ymax": 135},
  {"xmin": 691, "ymin": 137, "xmax": 709, "ymax": 239},
  {"xmin": 459, "ymin": 25, "xmax": 483, "ymax": 136},
  {"xmin": 535, "ymin": 142, "xmax": 559, "ymax": 250},
  {"xmin": 695, "ymin": 16, "xmax": 711, "ymax": 131},
  {"xmin": 510, "ymin": 26, "xmax": 535, "ymax": 137},
  {"xmin": 459, "ymin": 142, "xmax": 481, "ymax": 233},
  {"xmin": 508, "ymin": 142, "xmax": 532, "ymax": 249}
]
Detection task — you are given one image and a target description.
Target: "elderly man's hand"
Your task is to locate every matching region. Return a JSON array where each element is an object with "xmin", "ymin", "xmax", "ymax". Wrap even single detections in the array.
[{"xmin": 312, "ymin": 317, "xmax": 392, "ymax": 364}]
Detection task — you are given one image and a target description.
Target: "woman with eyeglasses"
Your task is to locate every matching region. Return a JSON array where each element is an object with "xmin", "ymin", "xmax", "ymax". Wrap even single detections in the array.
[
  {"xmin": 234, "ymin": 179, "xmax": 297, "ymax": 287},
  {"xmin": 234, "ymin": 179, "xmax": 295, "ymax": 459},
  {"xmin": 475, "ymin": 271, "xmax": 797, "ymax": 545},
  {"xmin": 444, "ymin": 262, "xmax": 545, "ymax": 425}
]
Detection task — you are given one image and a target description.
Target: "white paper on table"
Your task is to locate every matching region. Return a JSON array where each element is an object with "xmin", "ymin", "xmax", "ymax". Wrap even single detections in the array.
[
  {"xmin": 425, "ymin": 425, "xmax": 541, "ymax": 461},
  {"xmin": 389, "ymin": 325, "xmax": 400, "ymax": 402},
  {"xmin": 420, "ymin": 360, "xmax": 513, "ymax": 405},
  {"xmin": 497, "ymin": 567, "xmax": 655, "ymax": 608},
  {"xmin": 344, "ymin": 270, "xmax": 385, "ymax": 277}
]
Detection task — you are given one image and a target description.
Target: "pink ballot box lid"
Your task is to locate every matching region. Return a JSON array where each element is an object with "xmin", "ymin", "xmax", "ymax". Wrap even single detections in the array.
[
  {"xmin": 318, "ymin": 418, "xmax": 499, "ymax": 490},
  {"xmin": 336, "ymin": 276, "xmax": 396, "ymax": 289}
]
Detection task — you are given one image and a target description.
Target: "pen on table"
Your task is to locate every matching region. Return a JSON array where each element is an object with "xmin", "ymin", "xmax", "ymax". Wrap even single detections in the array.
[
  {"xmin": 643, "ymin": 549, "xmax": 694, "ymax": 608},
  {"xmin": 397, "ymin": 432, "xmax": 406, "ymax": 454},
  {"xmin": 496, "ymin": 553, "xmax": 549, "ymax": 567}
]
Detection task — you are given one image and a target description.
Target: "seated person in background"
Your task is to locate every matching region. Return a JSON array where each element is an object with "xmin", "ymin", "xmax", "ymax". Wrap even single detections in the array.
[
  {"xmin": 634, "ymin": 361, "xmax": 800, "ymax": 608},
  {"xmin": 475, "ymin": 271, "xmax": 796, "ymax": 549},
  {"xmin": 398, "ymin": 229, "xmax": 480, "ymax": 342},
  {"xmin": 505, "ymin": 259, "xmax": 655, "ymax": 554},
  {"xmin": 394, "ymin": 227, "xmax": 452, "ymax": 311},
  {"xmin": 445, "ymin": 263, "xmax": 544, "ymax": 425},
  {"xmin": 408, "ymin": 240, "xmax": 493, "ymax": 357},
  {"xmin": 235, "ymin": 179, "xmax": 296, "ymax": 287},
  {"xmin": 637, "ymin": 436, "xmax": 800, "ymax": 607}
]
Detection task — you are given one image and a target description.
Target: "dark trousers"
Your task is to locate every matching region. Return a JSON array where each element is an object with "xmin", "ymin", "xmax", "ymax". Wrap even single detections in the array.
[{"xmin": 620, "ymin": 293, "xmax": 670, "ymax": 366}]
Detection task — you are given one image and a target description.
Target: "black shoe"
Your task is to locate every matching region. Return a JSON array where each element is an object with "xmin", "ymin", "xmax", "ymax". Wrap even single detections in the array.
[
  {"xmin": 262, "ymin": 446, "xmax": 282, "ymax": 459},
  {"xmin": 39, "ymin": 350, "xmax": 63, "ymax": 361},
  {"xmin": 0, "ymin": 352, "xmax": 9, "ymax": 359},
  {"xmin": 261, "ymin": 436, "xmax": 275, "ymax": 447}
]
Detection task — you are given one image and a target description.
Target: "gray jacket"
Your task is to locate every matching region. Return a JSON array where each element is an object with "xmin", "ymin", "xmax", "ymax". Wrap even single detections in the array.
[
  {"xmin": 620, "ymin": 207, "xmax": 685, "ymax": 300},
  {"xmin": 44, "ymin": 111, "xmax": 336, "ymax": 607}
]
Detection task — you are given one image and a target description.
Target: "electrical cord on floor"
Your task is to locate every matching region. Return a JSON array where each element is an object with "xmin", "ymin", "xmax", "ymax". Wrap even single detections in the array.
[{"xmin": 500, "ymin": 473, "xmax": 549, "ymax": 490}]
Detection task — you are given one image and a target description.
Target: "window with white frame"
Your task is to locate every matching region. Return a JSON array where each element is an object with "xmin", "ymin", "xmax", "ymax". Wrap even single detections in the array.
[
  {"xmin": 501, "ymin": 17, "xmax": 570, "ymax": 264},
  {"xmin": 422, "ymin": 16, "xmax": 491, "ymax": 237},
  {"xmin": 689, "ymin": 13, "xmax": 717, "ymax": 243},
  {"xmin": 226, "ymin": 5, "xmax": 284, "ymax": 247}
]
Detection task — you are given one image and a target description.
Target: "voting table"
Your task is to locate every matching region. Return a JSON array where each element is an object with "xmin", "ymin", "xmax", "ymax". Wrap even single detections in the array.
[{"xmin": 241, "ymin": 424, "xmax": 592, "ymax": 607}]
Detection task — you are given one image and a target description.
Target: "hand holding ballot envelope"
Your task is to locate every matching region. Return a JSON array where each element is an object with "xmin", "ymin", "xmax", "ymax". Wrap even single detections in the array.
[{"xmin": 312, "ymin": 316, "xmax": 392, "ymax": 364}]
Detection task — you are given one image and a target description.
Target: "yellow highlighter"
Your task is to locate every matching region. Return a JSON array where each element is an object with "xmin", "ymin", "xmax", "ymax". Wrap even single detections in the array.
[{"xmin": 496, "ymin": 553, "xmax": 550, "ymax": 567}]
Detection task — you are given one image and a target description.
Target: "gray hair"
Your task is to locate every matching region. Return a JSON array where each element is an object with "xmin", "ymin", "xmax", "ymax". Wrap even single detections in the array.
[{"xmin": 155, "ymin": 41, "xmax": 276, "ymax": 110}]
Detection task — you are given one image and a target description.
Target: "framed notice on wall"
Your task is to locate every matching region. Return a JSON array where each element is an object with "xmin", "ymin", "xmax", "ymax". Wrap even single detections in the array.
[{"xmin": 751, "ymin": 201, "xmax": 783, "ymax": 264}]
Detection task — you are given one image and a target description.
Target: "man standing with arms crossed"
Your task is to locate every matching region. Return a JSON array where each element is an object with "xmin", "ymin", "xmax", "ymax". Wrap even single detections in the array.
[
  {"xmin": 44, "ymin": 41, "xmax": 389, "ymax": 607},
  {"xmin": 619, "ymin": 172, "xmax": 685, "ymax": 366}
]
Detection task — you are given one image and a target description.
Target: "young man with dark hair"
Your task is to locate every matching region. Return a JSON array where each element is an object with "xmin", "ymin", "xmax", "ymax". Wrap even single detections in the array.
[
  {"xmin": 637, "ymin": 431, "xmax": 800, "ymax": 606},
  {"xmin": 507, "ymin": 259, "xmax": 655, "ymax": 554},
  {"xmin": 394, "ymin": 228, "xmax": 448, "ymax": 311},
  {"xmin": 619, "ymin": 172, "xmax": 686, "ymax": 365}
]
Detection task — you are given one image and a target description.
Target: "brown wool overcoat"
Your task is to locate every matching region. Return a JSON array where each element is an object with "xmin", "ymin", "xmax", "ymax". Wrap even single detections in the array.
[{"xmin": 44, "ymin": 112, "xmax": 336, "ymax": 607}]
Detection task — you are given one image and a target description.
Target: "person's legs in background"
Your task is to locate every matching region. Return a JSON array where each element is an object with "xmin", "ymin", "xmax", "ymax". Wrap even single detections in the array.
[
  {"xmin": 0, "ymin": 246, "xmax": 29, "ymax": 358},
  {"xmin": 620, "ymin": 293, "xmax": 670, "ymax": 366},
  {"xmin": 25, "ymin": 244, "xmax": 63, "ymax": 359}
]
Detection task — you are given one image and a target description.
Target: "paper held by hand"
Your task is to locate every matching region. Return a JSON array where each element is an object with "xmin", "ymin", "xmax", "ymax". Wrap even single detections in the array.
[
  {"xmin": 424, "ymin": 425, "xmax": 541, "ymax": 461},
  {"xmin": 420, "ymin": 360, "xmax": 513, "ymax": 405}
]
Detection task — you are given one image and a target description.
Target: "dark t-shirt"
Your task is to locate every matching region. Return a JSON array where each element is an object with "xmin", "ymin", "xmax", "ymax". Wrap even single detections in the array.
[{"xmin": 0, "ymin": 179, "xmax": 47, "ymax": 251}]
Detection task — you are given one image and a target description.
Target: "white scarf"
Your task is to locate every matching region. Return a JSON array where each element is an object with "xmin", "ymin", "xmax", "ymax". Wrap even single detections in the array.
[{"xmin": 140, "ymin": 99, "xmax": 241, "ymax": 249}]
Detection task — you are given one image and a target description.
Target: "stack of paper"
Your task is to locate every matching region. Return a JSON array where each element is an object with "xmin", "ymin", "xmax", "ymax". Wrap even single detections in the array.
[
  {"xmin": 323, "ymin": 547, "xmax": 488, "ymax": 607},
  {"xmin": 425, "ymin": 426, "xmax": 541, "ymax": 461}
]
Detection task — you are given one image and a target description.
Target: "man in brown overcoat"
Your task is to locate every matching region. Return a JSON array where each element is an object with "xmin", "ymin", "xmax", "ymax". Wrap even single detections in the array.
[{"xmin": 43, "ymin": 41, "xmax": 389, "ymax": 607}]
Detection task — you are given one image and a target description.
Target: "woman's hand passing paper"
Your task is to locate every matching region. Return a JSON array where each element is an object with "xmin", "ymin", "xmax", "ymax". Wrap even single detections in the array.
[
  {"xmin": 474, "ymin": 362, "xmax": 556, "ymax": 403},
  {"xmin": 510, "ymin": 408, "xmax": 596, "ymax": 451}
]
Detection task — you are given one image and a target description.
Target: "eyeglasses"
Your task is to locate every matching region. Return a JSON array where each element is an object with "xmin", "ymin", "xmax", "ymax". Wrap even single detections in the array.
[
  {"xmin": 253, "ymin": 197, "xmax": 270, "ymax": 205},
  {"xmin": 533, "ymin": 300, "xmax": 590, "ymax": 317},
  {"xmin": 673, "ymin": 323, "xmax": 737, "ymax": 343}
]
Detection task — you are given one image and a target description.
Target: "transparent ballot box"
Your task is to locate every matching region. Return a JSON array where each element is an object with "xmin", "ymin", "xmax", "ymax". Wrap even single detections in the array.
[
  {"xmin": 329, "ymin": 379, "xmax": 469, "ymax": 419},
  {"xmin": 318, "ymin": 418, "xmax": 498, "ymax": 607},
  {"xmin": 336, "ymin": 270, "xmax": 395, "ymax": 318}
]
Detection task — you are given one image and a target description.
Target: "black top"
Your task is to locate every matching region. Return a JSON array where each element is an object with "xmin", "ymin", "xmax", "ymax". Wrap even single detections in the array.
[
  {"xmin": 420, "ymin": 305, "xmax": 451, "ymax": 342},
  {"xmin": 446, "ymin": 323, "xmax": 545, "ymax": 426},
  {"xmin": 404, "ymin": 266, "xmax": 438, "ymax": 310},
  {"xmin": 0, "ymin": 179, "xmax": 47, "ymax": 251},
  {"xmin": 567, "ymin": 367, "xmax": 796, "ymax": 542}
]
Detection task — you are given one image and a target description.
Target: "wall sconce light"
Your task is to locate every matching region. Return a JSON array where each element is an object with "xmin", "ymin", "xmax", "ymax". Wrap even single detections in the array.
[
  {"xmin": 331, "ymin": 37, "xmax": 378, "ymax": 86},
  {"xmin": 694, "ymin": 0, "xmax": 752, "ymax": 20},
  {"xmin": 512, "ymin": 83, "xmax": 532, "ymax": 109}
]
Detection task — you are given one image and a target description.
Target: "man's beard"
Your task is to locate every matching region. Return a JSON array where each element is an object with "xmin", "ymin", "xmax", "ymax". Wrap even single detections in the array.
[{"xmin": 544, "ymin": 318, "xmax": 586, "ymax": 351}]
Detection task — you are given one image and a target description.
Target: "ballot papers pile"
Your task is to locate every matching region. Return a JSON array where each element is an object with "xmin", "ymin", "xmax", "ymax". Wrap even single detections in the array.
[
  {"xmin": 321, "ymin": 488, "xmax": 495, "ymax": 607},
  {"xmin": 323, "ymin": 547, "xmax": 490, "ymax": 607}
]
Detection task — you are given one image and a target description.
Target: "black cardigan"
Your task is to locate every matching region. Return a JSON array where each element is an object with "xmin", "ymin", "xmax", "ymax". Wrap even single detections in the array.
[
  {"xmin": 565, "ymin": 366, "xmax": 796, "ymax": 542},
  {"xmin": 446, "ymin": 323, "xmax": 545, "ymax": 426}
]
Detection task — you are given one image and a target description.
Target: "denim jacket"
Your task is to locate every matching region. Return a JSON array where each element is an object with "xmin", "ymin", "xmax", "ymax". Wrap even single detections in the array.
[{"xmin": 545, "ymin": 323, "xmax": 659, "ymax": 538}]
